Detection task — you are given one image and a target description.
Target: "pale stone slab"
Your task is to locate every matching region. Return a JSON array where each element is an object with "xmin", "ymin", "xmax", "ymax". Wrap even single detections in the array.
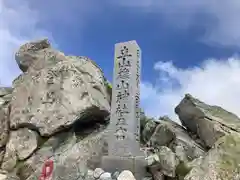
[
  {"xmin": 102, "ymin": 41, "xmax": 146, "ymax": 179},
  {"xmin": 107, "ymin": 40, "xmax": 142, "ymax": 157}
]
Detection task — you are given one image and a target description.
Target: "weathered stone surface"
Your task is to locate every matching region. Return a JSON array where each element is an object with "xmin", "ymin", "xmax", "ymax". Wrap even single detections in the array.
[
  {"xmin": 0, "ymin": 88, "xmax": 12, "ymax": 98},
  {"xmin": 184, "ymin": 133, "xmax": 240, "ymax": 180},
  {"xmin": 94, "ymin": 168, "xmax": 105, "ymax": 178},
  {"xmin": 150, "ymin": 171, "xmax": 164, "ymax": 180},
  {"xmin": 0, "ymin": 108, "xmax": 9, "ymax": 148},
  {"xmin": 53, "ymin": 157, "xmax": 88, "ymax": 180},
  {"xmin": 142, "ymin": 119, "xmax": 157, "ymax": 143},
  {"xmin": 15, "ymin": 39, "xmax": 51, "ymax": 72},
  {"xmin": 1, "ymin": 147, "xmax": 16, "ymax": 173},
  {"xmin": 107, "ymin": 40, "xmax": 142, "ymax": 157},
  {"xmin": 149, "ymin": 118, "xmax": 205, "ymax": 162},
  {"xmin": 99, "ymin": 172, "xmax": 112, "ymax": 180},
  {"xmin": 148, "ymin": 146, "xmax": 180, "ymax": 177},
  {"xmin": 0, "ymin": 173, "xmax": 6, "ymax": 180},
  {"xmin": 0, "ymin": 87, "xmax": 11, "ymax": 149},
  {"xmin": 117, "ymin": 170, "xmax": 136, "ymax": 180},
  {"xmin": 0, "ymin": 173, "xmax": 20, "ymax": 180},
  {"xmin": 10, "ymin": 40, "xmax": 110, "ymax": 137},
  {"xmin": 175, "ymin": 94, "xmax": 240, "ymax": 148},
  {"xmin": 0, "ymin": 149, "xmax": 5, "ymax": 166},
  {"xmin": 1, "ymin": 128, "xmax": 38, "ymax": 171},
  {"xmin": 19, "ymin": 129, "xmax": 107, "ymax": 180}
]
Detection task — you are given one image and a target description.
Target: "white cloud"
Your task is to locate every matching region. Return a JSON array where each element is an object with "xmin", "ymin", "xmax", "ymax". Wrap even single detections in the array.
[
  {"xmin": 116, "ymin": 0, "xmax": 240, "ymax": 47},
  {"xmin": 0, "ymin": 0, "xmax": 53, "ymax": 86},
  {"xmin": 140, "ymin": 57, "xmax": 240, "ymax": 122}
]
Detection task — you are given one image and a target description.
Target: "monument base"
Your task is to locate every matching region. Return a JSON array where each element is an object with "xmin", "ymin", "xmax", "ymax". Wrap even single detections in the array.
[{"xmin": 101, "ymin": 155, "xmax": 147, "ymax": 180}]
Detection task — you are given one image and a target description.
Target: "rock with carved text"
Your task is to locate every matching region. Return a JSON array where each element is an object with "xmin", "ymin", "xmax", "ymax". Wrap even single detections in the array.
[{"xmin": 10, "ymin": 39, "xmax": 110, "ymax": 137}]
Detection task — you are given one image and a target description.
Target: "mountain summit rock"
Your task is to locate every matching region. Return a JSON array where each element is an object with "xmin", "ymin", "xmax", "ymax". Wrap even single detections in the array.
[{"xmin": 0, "ymin": 39, "xmax": 239, "ymax": 180}]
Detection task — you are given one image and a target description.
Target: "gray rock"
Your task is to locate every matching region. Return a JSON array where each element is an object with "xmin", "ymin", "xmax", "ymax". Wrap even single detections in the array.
[
  {"xmin": 0, "ymin": 149, "xmax": 5, "ymax": 166},
  {"xmin": 175, "ymin": 94, "xmax": 240, "ymax": 148},
  {"xmin": 149, "ymin": 118, "xmax": 205, "ymax": 162},
  {"xmin": 184, "ymin": 133, "xmax": 240, "ymax": 180},
  {"xmin": 100, "ymin": 172, "xmax": 112, "ymax": 180},
  {"xmin": 20, "ymin": 129, "xmax": 107, "ymax": 180},
  {"xmin": 111, "ymin": 171, "xmax": 120, "ymax": 179},
  {"xmin": 0, "ymin": 108, "xmax": 9, "ymax": 148},
  {"xmin": 142, "ymin": 120, "xmax": 157, "ymax": 143},
  {"xmin": 94, "ymin": 168, "xmax": 105, "ymax": 178},
  {"xmin": 150, "ymin": 171, "xmax": 164, "ymax": 180},
  {"xmin": 1, "ymin": 128, "xmax": 38, "ymax": 171},
  {"xmin": 117, "ymin": 170, "xmax": 135, "ymax": 180},
  {"xmin": 11, "ymin": 40, "xmax": 110, "ymax": 137},
  {"xmin": 148, "ymin": 146, "xmax": 179, "ymax": 177},
  {"xmin": 0, "ymin": 173, "xmax": 20, "ymax": 180},
  {"xmin": 0, "ymin": 88, "xmax": 13, "ymax": 98},
  {"xmin": 142, "ymin": 177, "xmax": 153, "ymax": 180},
  {"xmin": 86, "ymin": 170, "xmax": 95, "ymax": 180},
  {"xmin": 0, "ymin": 87, "xmax": 11, "ymax": 149},
  {"xmin": 148, "ymin": 120, "xmax": 175, "ymax": 147},
  {"xmin": 15, "ymin": 39, "xmax": 51, "ymax": 72},
  {"xmin": 53, "ymin": 157, "xmax": 88, "ymax": 180}
]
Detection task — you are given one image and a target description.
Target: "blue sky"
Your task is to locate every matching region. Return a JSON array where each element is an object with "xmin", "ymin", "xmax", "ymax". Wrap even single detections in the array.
[{"xmin": 1, "ymin": 0, "xmax": 240, "ymax": 122}]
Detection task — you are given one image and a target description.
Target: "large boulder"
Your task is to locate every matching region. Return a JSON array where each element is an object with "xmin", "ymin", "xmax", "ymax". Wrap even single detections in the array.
[
  {"xmin": 17, "ymin": 128, "xmax": 107, "ymax": 180},
  {"xmin": 147, "ymin": 146, "xmax": 180, "ymax": 178},
  {"xmin": 142, "ymin": 119, "xmax": 157, "ymax": 143},
  {"xmin": 175, "ymin": 94, "xmax": 240, "ymax": 148},
  {"xmin": 1, "ymin": 128, "xmax": 38, "ymax": 172},
  {"xmin": 10, "ymin": 39, "xmax": 110, "ymax": 137},
  {"xmin": 184, "ymin": 133, "xmax": 240, "ymax": 180},
  {"xmin": 15, "ymin": 39, "xmax": 52, "ymax": 72},
  {"xmin": 148, "ymin": 117, "xmax": 205, "ymax": 162}
]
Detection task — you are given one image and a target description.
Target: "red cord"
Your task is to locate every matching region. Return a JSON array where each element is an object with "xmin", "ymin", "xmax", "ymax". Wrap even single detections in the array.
[{"xmin": 39, "ymin": 158, "xmax": 54, "ymax": 180}]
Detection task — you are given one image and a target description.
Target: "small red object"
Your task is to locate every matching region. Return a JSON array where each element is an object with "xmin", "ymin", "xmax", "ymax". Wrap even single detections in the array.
[{"xmin": 39, "ymin": 158, "xmax": 54, "ymax": 180}]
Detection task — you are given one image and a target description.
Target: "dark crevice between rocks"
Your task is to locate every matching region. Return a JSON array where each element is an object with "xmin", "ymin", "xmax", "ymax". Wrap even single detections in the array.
[
  {"xmin": 72, "ymin": 108, "xmax": 109, "ymax": 140},
  {"xmin": 10, "ymin": 122, "xmax": 49, "ymax": 150},
  {"xmin": 0, "ymin": 146, "xmax": 6, "ymax": 167}
]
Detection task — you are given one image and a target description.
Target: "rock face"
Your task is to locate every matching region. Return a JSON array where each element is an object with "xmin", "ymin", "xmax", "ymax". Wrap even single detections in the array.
[
  {"xmin": 185, "ymin": 133, "xmax": 240, "ymax": 180},
  {"xmin": 1, "ymin": 39, "xmax": 240, "ymax": 180},
  {"xmin": 1, "ymin": 128, "xmax": 38, "ymax": 172},
  {"xmin": 148, "ymin": 146, "xmax": 180, "ymax": 177},
  {"xmin": 148, "ymin": 117, "xmax": 205, "ymax": 162},
  {"xmin": 0, "ymin": 87, "xmax": 12, "ymax": 148},
  {"xmin": 175, "ymin": 94, "xmax": 240, "ymax": 148},
  {"xmin": 10, "ymin": 39, "xmax": 111, "ymax": 136},
  {"xmin": 15, "ymin": 39, "xmax": 51, "ymax": 72}
]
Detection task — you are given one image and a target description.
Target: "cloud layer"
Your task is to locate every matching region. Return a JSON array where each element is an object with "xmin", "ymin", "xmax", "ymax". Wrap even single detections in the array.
[
  {"xmin": 0, "ymin": 0, "xmax": 54, "ymax": 86},
  {"xmin": 141, "ymin": 57, "xmax": 240, "ymax": 122},
  {"xmin": 117, "ymin": 0, "xmax": 240, "ymax": 48}
]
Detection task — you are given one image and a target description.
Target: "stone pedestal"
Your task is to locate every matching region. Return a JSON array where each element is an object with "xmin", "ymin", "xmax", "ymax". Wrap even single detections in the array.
[{"xmin": 101, "ymin": 155, "xmax": 147, "ymax": 180}]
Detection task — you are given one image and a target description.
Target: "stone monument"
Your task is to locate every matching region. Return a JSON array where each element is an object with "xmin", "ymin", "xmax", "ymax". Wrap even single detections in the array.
[{"xmin": 102, "ymin": 41, "xmax": 146, "ymax": 179}]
